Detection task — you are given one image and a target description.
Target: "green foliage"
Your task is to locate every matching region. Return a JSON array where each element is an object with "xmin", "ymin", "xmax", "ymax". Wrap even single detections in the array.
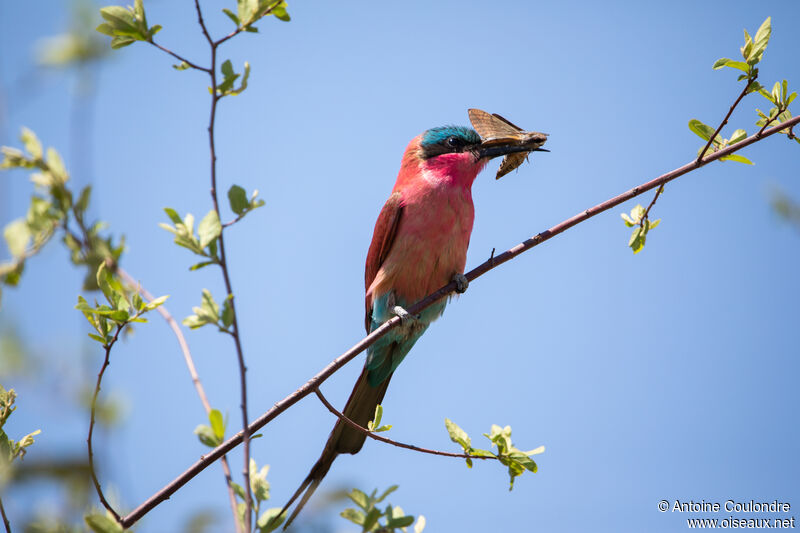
[
  {"xmin": 37, "ymin": 1, "xmax": 109, "ymax": 67},
  {"xmin": 215, "ymin": 60, "xmax": 251, "ymax": 97},
  {"xmin": 96, "ymin": 0, "xmax": 161, "ymax": 49},
  {"xmin": 756, "ymin": 80, "xmax": 797, "ymax": 138},
  {"xmin": 75, "ymin": 263, "xmax": 167, "ymax": 346},
  {"xmin": 0, "ymin": 385, "xmax": 41, "ymax": 471},
  {"xmin": 159, "ymin": 208, "xmax": 221, "ymax": 268},
  {"xmin": 367, "ymin": 404, "xmax": 392, "ymax": 432},
  {"xmin": 84, "ymin": 511, "xmax": 124, "ymax": 533},
  {"xmin": 340, "ymin": 486, "xmax": 425, "ymax": 533},
  {"xmin": 445, "ymin": 419, "xmax": 543, "ymax": 490},
  {"xmin": 224, "ymin": 0, "xmax": 291, "ymax": 32},
  {"xmin": 0, "ymin": 128, "xmax": 125, "ymax": 302},
  {"xmin": 230, "ymin": 458, "xmax": 284, "ymax": 532},
  {"xmin": 712, "ymin": 17, "xmax": 770, "ymax": 82},
  {"xmin": 688, "ymin": 119, "xmax": 754, "ymax": 164},
  {"xmin": 194, "ymin": 408, "xmax": 227, "ymax": 448},
  {"xmin": 620, "ymin": 204, "xmax": 661, "ymax": 254},
  {"xmin": 183, "ymin": 290, "xmax": 234, "ymax": 332},
  {"xmin": 228, "ymin": 185, "xmax": 265, "ymax": 218}
]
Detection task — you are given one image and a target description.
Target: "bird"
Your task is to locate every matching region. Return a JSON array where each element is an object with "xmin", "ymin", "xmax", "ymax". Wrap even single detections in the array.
[{"xmin": 280, "ymin": 119, "xmax": 548, "ymax": 528}]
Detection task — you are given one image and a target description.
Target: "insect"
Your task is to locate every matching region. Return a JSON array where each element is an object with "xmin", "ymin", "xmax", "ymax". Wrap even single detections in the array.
[{"xmin": 468, "ymin": 108, "xmax": 549, "ymax": 179}]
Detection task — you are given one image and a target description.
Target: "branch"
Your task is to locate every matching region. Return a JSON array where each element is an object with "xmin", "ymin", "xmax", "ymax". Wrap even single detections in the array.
[
  {"xmin": 116, "ymin": 268, "xmax": 241, "ymax": 530},
  {"xmin": 87, "ymin": 324, "xmax": 123, "ymax": 522},
  {"xmin": 697, "ymin": 79, "xmax": 754, "ymax": 162},
  {"xmin": 0, "ymin": 495, "xmax": 10, "ymax": 533},
  {"xmin": 313, "ymin": 388, "xmax": 488, "ymax": 461},
  {"xmin": 119, "ymin": 114, "xmax": 800, "ymax": 529},
  {"xmin": 147, "ymin": 40, "xmax": 210, "ymax": 73}
]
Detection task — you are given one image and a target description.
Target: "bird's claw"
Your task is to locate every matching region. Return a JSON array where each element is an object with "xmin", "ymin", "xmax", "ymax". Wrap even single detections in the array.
[
  {"xmin": 452, "ymin": 273, "xmax": 469, "ymax": 294},
  {"xmin": 392, "ymin": 305, "xmax": 417, "ymax": 326}
]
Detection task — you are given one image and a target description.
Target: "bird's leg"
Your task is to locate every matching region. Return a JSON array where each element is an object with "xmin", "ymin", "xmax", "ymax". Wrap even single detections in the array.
[
  {"xmin": 452, "ymin": 273, "xmax": 469, "ymax": 294},
  {"xmin": 392, "ymin": 305, "xmax": 418, "ymax": 327}
]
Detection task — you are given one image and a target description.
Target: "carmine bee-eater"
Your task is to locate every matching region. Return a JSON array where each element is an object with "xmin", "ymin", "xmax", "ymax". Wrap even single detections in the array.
[{"xmin": 281, "ymin": 118, "xmax": 548, "ymax": 528}]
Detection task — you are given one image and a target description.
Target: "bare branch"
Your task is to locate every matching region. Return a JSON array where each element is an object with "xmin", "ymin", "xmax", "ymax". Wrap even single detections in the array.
[
  {"xmin": 118, "ymin": 114, "xmax": 800, "ymax": 529},
  {"xmin": 313, "ymin": 388, "xmax": 489, "ymax": 460},
  {"xmin": 87, "ymin": 325, "xmax": 123, "ymax": 522},
  {"xmin": 147, "ymin": 40, "xmax": 210, "ymax": 73},
  {"xmin": 0, "ymin": 496, "xmax": 10, "ymax": 533}
]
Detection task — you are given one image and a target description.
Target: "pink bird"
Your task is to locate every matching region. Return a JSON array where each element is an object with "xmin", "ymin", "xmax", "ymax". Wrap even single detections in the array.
[{"xmin": 281, "ymin": 123, "xmax": 547, "ymax": 528}]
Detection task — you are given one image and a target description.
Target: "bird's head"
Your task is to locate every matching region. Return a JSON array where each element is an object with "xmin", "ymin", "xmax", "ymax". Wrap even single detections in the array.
[{"xmin": 399, "ymin": 125, "xmax": 546, "ymax": 188}]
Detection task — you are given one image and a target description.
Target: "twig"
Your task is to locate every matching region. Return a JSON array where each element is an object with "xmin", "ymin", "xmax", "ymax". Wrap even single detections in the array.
[
  {"xmin": 697, "ymin": 79, "xmax": 754, "ymax": 162},
  {"xmin": 0, "ymin": 495, "xmax": 10, "ymax": 533},
  {"xmin": 642, "ymin": 184, "xmax": 664, "ymax": 224},
  {"xmin": 313, "ymin": 388, "xmax": 489, "ymax": 460},
  {"xmin": 87, "ymin": 325, "xmax": 123, "ymax": 522},
  {"xmin": 147, "ymin": 40, "xmax": 210, "ymax": 73},
  {"xmin": 116, "ymin": 268, "xmax": 241, "ymax": 531},
  {"xmin": 757, "ymin": 107, "xmax": 786, "ymax": 137},
  {"xmin": 118, "ymin": 114, "xmax": 800, "ymax": 529}
]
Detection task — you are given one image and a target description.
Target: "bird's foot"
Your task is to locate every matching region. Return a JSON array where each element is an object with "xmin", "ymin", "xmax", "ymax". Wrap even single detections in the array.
[
  {"xmin": 392, "ymin": 305, "xmax": 418, "ymax": 327},
  {"xmin": 452, "ymin": 273, "xmax": 469, "ymax": 294}
]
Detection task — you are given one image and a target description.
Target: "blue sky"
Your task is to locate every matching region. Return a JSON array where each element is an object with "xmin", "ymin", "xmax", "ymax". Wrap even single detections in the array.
[{"xmin": 1, "ymin": 1, "xmax": 799, "ymax": 532}]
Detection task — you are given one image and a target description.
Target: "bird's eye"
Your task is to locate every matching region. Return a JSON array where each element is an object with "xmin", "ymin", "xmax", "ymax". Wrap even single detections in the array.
[{"xmin": 446, "ymin": 136, "xmax": 460, "ymax": 148}]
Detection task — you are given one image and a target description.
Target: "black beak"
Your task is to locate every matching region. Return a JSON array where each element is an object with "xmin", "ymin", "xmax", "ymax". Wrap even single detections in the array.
[{"xmin": 476, "ymin": 143, "xmax": 550, "ymax": 160}]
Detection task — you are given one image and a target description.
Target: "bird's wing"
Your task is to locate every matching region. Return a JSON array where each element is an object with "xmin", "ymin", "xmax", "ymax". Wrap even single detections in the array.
[{"xmin": 364, "ymin": 191, "xmax": 404, "ymax": 332}]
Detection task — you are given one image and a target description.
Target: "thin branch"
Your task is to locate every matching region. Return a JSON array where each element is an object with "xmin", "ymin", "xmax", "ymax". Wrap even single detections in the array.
[
  {"xmin": 757, "ymin": 106, "xmax": 786, "ymax": 137},
  {"xmin": 697, "ymin": 79, "xmax": 754, "ymax": 162},
  {"xmin": 0, "ymin": 495, "xmax": 10, "ymax": 533},
  {"xmin": 87, "ymin": 325, "xmax": 124, "ymax": 523},
  {"xmin": 116, "ymin": 268, "xmax": 241, "ymax": 531},
  {"xmin": 642, "ymin": 184, "xmax": 665, "ymax": 224},
  {"xmin": 147, "ymin": 40, "xmax": 210, "ymax": 73},
  {"xmin": 118, "ymin": 115, "xmax": 800, "ymax": 529},
  {"xmin": 313, "ymin": 388, "xmax": 488, "ymax": 460},
  {"xmin": 193, "ymin": 0, "xmax": 214, "ymax": 46}
]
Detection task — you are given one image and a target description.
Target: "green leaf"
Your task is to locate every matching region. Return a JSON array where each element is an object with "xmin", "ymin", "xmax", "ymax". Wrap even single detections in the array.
[
  {"xmin": 20, "ymin": 128, "xmax": 42, "ymax": 160},
  {"xmin": 144, "ymin": 294, "xmax": 168, "ymax": 311},
  {"xmin": 228, "ymin": 185, "xmax": 249, "ymax": 215},
  {"xmin": 99, "ymin": 6, "xmax": 138, "ymax": 35},
  {"xmin": 85, "ymin": 512, "xmax": 124, "ymax": 533},
  {"xmin": 173, "ymin": 61, "xmax": 190, "ymax": 71},
  {"xmin": 209, "ymin": 409, "xmax": 225, "ymax": 439},
  {"xmin": 229, "ymin": 62, "xmax": 251, "ymax": 96},
  {"xmin": 376, "ymin": 484, "xmax": 398, "ymax": 503},
  {"xmin": 218, "ymin": 59, "xmax": 240, "ymax": 94},
  {"xmin": 222, "ymin": 8, "xmax": 240, "ymax": 26},
  {"xmin": 362, "ymin": 508, "xmax": 381, "ymax": 531},
  {"xmin": 629, "ymin": 226, "xmax": 645, "ymax": 254},
  {"xmin": 368, "ymin": 404, "xmax": 383, "ymax": 431},
  {"xmin": 749, "ymin": 17, "xmax": 771, "ymax": 63},
  {"xmin": 712, "ymin": 58, "xmax": 749, "ymax": 73},
  {"xmin": 445, "ymin": 418, "xmax": 471, "ymax": 450},
  {"xmin": 164, "ymin": 207, "xmax": 182, "ymax": 224},
  {"xmin": 230, "ymin": 481, "xmax": 246, "ymax": 500},
  {"xmin": 387, "ymin": 515, "xmax": 415, "ymax": 528},
  {"xmin": 221, "ymin": 295, "xmax": 234, "ymax": 329},
  {"xmin": 340, "ymin": 508, "xmax": 365, "ymax": 526},
  {"xmin": 4, "ymin": 219, "xmax": 31, "ymax": 258},
  {"xmin": 620, "ymin": 213, "xmax": 635, "ymax": 227},
  {"xmin": 648, "ymin": 219, "xmax": 661, "ymax": 231},
  {"xmin": 729, "ymin": 129, "xmax": 747, "ymax": 144},
  {"xmin": 110, "ymin": 36, "xmax": 136, "ymax": 49},
  {"xmin": 719, "ymin": 153, "xmax": 754, "ymax": 165},
  {"xmin": 257, "ymin": 508, "xmax": 285, "ymax": 532},
  {"xmin": 197, "ymin": 210, "xmax": 221, "ymax": 249},
  {"xmin": 189, "ymin": 260, "xmax": 216, "ymax": 271},
  {"xmin": 348, "ymin": 488, "xmax": 369, "ymax": 510},
  {"xmin": 272, "ymin": 3, "xmax": 290, "ymax": 22},
  {"xmin": 194, "ymin": 424, "xmax": 221, "ymax": 447},
  {"xmin": 688, "ymin": 119, "xmax": 718, "ymax": 143}
]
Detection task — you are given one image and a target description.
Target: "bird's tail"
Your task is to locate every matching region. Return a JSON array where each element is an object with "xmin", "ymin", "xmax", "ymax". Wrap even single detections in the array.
[{"xmin": 281, "ymin": 364, "xmax": 393, "ymax": 529}]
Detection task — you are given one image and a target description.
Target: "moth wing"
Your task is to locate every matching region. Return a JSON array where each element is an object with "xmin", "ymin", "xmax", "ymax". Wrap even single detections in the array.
[
  {"xmin": 496, "ymin": 152, "xmax": 528, "ymax": 179},
  {"xmin": 468, "ymin": 108, "xmax": 520, "ymax": 140}
]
